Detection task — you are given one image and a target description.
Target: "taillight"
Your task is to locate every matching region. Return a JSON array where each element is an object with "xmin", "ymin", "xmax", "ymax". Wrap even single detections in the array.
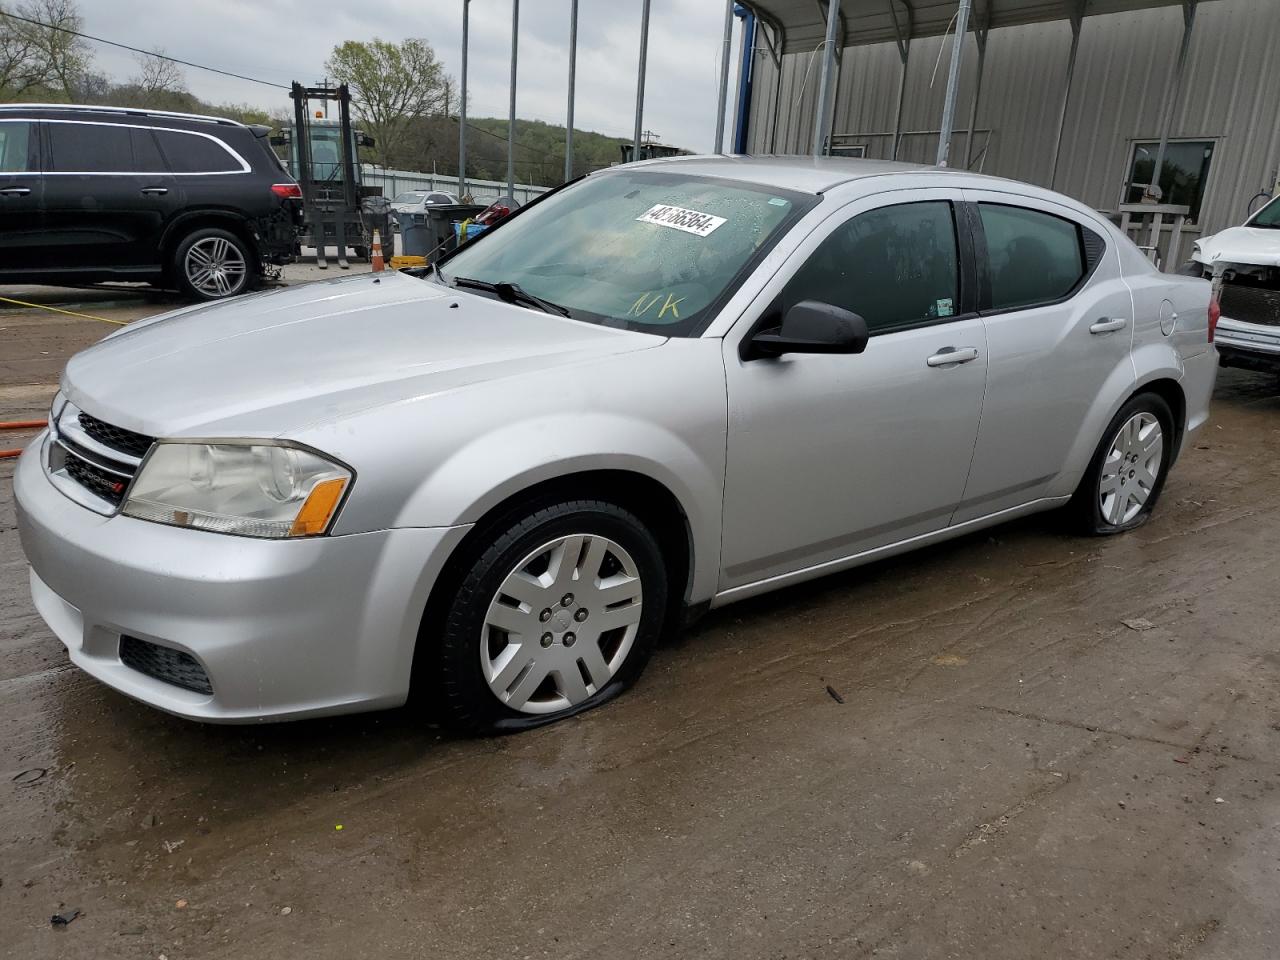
[
  {"xmin": 271, "ymin": 183, "xmax": 303, "ymax": 199},
  {"xmin": 1208, "ymin": 295, "xmax": 1220, "ymax": 343}
]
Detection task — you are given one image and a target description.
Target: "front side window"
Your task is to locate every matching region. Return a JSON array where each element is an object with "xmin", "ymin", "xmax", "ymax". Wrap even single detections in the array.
[
  {"xmin": 153, "ymin": 130, "xmax": 242, "ymax": 173},
  {"xmin": 1125, "ymin": 139, "xmax": 1214, "ymax": 221},
  {"xmin": 779, "ymin": 201, "xmax": 960, "ymax": 334},
  {"xmin": 0, "ymin": 121, "xmax": 34, "ymax": 172},
  {"xmin": 979, "ymin": 204, "xmax": 1086, "ymax": 311},
  {"xmin": 48, "ymin": 122, "xmax": 133, "ymax": 173},
  {"xmin": 440, "ymin": 170, "xmax": 813, "ymax": 337}
]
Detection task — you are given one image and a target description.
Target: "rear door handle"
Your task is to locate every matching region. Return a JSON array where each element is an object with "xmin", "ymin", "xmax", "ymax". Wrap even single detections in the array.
[
  {"xmin": 0, "ymin": 186, "xmax": 31, "ymax": 196},
  {"xmin": 139, "ymin": 186, "xmax": 169, "ymax": 195},
  {"xmin": 926, "ymin": 346, "xmax": 980, "ymax": 367},
  {"xmin": 1089, "ymin": 317, "xmax": 1128, "ymax": 334}
]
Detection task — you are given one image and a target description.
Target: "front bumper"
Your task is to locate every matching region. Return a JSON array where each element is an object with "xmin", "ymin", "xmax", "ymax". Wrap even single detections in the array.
[
  {"xmin": 1216, "ymin": 316, "xmax": 1280, "ymax": 372},
  {"xmin": 14, "ymin": 436, "xmax": 469, "ymax": 722}
]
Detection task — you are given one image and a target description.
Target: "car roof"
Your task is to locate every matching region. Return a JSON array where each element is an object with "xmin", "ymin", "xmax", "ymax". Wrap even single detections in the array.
[
  {"xmin": 616, "ymin": 153, "xmax": 989, "ymax": 194},
  {"xmin": 0, "ymin": 102, "xmax": 246, "ymax": 130}
]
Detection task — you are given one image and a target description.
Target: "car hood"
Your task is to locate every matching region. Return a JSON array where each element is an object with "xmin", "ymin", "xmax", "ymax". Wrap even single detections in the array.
[
  {"xmin": 62, "ymin": 272, "xmax": 661, "ymax": 438},
  {"xmin": 1192, "ymin": 225, "xmax": 1280, "ymax": 266}
]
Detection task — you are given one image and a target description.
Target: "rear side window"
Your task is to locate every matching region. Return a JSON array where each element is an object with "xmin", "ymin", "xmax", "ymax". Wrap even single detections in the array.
[
  {"xmin": 781, "ymin": 201, "xmax": 960, "ymax": 334},
  {"xmin": 130, "ymin": 128, "xmax": 167, "ymax": 173},
  {"xmin": 48, "ymin": 122, "xmax": 134, "ymax": 172},
  {"xmin": 979, "ymin": 204, "xmax": 1086, "ymax": 310},
  {"xmin": 0, "ymin": 121, "xmax": 35, "ymax": 172},
  {"xmin": 153, "ymin": 130, "xmax": 243, "ymax": 173}
]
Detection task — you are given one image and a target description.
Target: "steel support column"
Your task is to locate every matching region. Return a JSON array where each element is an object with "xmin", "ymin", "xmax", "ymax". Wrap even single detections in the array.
[
  {"xmin": 565, "ymin": 0, "xmax": 578, "ymax": 181},
  {"xmin": 961, "ymin": 15, "xmax": 987, "ymax": 170},
  {"xmin": 888, "ymin": 0, "xmax": 912, "ymax": 161},
  {"xmin": 1146, "ymin": 0, "xmax": 1198, "ymax": 202},
  {"xmin": 632, "ymin": 0, "xmax": 652, "ymax": 161},
  {"xmin": 507, "ymin": 0, "xmax": 519, "ymax": 198},
  {"xmin": 458, "ymin": 0, "xmax": 469, "ymax": 197},
  {"xmin": 935, "ymin": 0, "xmax": 972, "ymax": 167},
  {"xmin": 1048, "ymin": 0, "xmax": 1085, "ymax": 189},
  {"xmin": 811, "ymin": 0, "xmax": 842, "ymax": 156},
  {"xmin": 715, "ymin": 0, "xmax": 735, "ymax": 153}
]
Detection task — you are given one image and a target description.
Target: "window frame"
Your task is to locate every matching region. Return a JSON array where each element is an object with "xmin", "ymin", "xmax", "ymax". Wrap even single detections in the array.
[
  {"xmin": 1121, "ymin": 137, "xmax": 1216, "ymax": 223},
  {"xmin": 38, "ymin": 119, "xmax": 250, "ymax": 176},
  {"xmin": 964, "ymin": 198, "xmax": 1106, "ymax": 317}
]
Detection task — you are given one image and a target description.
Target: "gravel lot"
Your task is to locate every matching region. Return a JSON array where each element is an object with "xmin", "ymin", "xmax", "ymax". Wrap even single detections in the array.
[{"xmin": 2, "ymin": 280, "xmax": 1279, "ymax": 959}]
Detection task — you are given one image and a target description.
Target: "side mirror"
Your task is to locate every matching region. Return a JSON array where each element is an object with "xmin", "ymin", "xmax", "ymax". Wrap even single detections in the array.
[{"xmin": 747, "ymin": 300, "xmax": 870, "ymax": 359}]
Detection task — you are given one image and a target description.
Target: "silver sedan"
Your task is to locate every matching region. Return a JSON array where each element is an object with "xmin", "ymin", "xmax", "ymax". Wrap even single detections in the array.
[{"xmin": 15, "ymin": 156, "xmax": 1218, "ymax": 733}]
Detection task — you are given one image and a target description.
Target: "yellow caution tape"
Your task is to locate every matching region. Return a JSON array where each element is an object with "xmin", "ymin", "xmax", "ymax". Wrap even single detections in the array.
[{"xmin": 0, "ymin": 295, "xmax": 129, "ymax": 326}]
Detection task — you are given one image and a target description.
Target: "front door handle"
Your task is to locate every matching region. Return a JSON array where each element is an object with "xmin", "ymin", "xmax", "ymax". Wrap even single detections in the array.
[
  {"xmin": 139, "ymin": 186, "xmax": 169, "ymax": 195},
  {"xmin": 926, "ymin": 346, "xmax": 980, "ymax": 367},
  {"xmin": 0, "ymin": 186, "xmax": 31, "ymax": 196},
  {"xmin": 1089, "ymin": 317, "xmax": 1128, "ymax": 334}
]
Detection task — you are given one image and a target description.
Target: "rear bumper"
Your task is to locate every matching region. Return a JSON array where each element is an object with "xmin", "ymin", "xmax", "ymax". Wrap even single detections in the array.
[
  {"xmin": 1180, "ymin": 348, "xmax": 1217, "ymax": 442},
  {"xmin": 14, "ymin": 440, "xmax": 469, "ymax": 722}
]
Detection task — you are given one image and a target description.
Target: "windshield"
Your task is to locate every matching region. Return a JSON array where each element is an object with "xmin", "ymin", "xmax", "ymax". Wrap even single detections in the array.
[
  {"xmin": 393, "ymin": 192, "xmax": 425, "ymax": 204},
  {"xmin": 439, "ymin": 170, "xmax": 813, "ymax": 336},
  {"xmin": 1251, "ymin": 195, "xmax": 1280, "ymax": 228}
]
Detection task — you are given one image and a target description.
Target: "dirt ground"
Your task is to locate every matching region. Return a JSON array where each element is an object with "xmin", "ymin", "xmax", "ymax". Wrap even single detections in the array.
[{"xmin": 2, "ymin": 282, "xmax": 1279, "ymax": 960}]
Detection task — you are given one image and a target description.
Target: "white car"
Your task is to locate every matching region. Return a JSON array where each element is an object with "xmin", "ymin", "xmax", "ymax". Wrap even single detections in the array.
[
  {"xmin": 390, "ymin": 191, "xmax": 461, "ymax": 229},
  {"xmin": 1188, "ymin": 194, "xmax": 1280, "ymax": 372}
]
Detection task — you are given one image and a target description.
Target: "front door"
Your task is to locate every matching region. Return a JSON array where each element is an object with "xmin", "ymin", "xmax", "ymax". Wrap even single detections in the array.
[
  {"xmin": 0, "ymin": 119, "xmax": 43, "ymax": 272},
  {"xmin": 40, "ymin": 120, "xmax": 178, "ymax": 274},
  {"xmin": 720, "ymin": 192, "xmax": 988, "ymax": 592},
  {"xmin": 952, "ymin": 191, "xmax": 1136, "ymax": 523}
]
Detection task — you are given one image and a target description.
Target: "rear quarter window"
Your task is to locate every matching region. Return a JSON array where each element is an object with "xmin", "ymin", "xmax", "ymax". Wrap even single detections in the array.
[
  {"xmin": 153, "ymin": 130, "xmax": 244, "ymax": 173},
  {"xmin": 979, "ymin": 203, "xmax": 1087, "ymax": 311}
]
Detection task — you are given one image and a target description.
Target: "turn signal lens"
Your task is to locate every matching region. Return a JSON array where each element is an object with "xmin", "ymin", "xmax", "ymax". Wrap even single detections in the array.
[{"xmin": 289, "ymin": 477, "xmax": 349, "ymax": 537}]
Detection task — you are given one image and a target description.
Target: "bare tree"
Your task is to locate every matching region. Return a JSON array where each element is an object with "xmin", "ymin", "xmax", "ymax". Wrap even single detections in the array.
[
  {"xmin": 132, "ymin": 50, "xmax": 185, "ymax": 95},
  {"xmin": 326, "ymin": 38, "xmax": 450, "ymax": 169}
]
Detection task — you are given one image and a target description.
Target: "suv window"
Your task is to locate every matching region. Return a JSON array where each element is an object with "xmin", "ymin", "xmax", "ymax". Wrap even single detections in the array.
[
  {"xmin": 48, "ymin": 122, "xmax": 134, "ymax": 173},
  {"xmin": 979, "ymin": 204, "xmax": 1085, "ymax": 310},
  {"xmin": 153, "ymin": 130, "xmax": 242, "ymax": 173},
  {"xmin": 130, "ymin": 128, "xmax": 167, "ymax": 173},
  {"xmin": 0, "ymin": 121, "xmax": 35, "ymax": 172},
  {"xmin": 781, "ymin": 201, "xmax": 960, "ymax": 334}
]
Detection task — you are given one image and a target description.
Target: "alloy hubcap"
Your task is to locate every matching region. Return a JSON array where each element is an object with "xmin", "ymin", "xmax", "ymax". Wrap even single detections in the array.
[
  {"xmin": 1099, "ymin": 412, "xmax": 1163, "ymax": 525},
  {"xmin": 185, "ymin": 237, "xmax": 247, "ymax": 297},
  {"xmin": 481, "ymin": 534, "xmax": 643, "ymax": 714}
]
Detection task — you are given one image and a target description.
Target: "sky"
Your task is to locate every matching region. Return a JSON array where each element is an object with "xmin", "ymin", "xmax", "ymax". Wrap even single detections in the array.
[{"xmin": 79, "ymin": 0, "xmax": 747, "ymax": 157}]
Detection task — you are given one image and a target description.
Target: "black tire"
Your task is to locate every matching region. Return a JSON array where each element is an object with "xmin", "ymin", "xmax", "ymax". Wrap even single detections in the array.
[
  {"xmin": 172, "ymin": 227, "xmax": 256, "ymax": 301},
  {"xmin": 1068, "ymin": 392, "xmax": 1175, "ymax": 535},
  {"xmin": 433, "ymin": 500, "xmax": 668, "ymax": 735}
]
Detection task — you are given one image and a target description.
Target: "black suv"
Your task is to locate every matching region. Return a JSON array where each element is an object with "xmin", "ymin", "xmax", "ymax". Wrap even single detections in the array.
[{"xmin": 0, "ymin": 104, "xmax": 302, "ymax": 300}]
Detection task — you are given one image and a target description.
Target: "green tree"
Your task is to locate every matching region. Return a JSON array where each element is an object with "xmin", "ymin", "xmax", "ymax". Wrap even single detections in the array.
[
  {"xmin": 0, "ymin": 0, "xmax": 90, "ymax": 98},
  {"xmin": 326, "ymin": 38, "xmax": 450, "ymax": 169}
]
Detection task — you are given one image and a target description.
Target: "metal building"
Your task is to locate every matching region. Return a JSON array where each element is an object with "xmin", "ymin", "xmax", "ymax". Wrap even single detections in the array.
[{"xmin": 736, "ymin": 0, "xmax": 1280, "ymax": 263}]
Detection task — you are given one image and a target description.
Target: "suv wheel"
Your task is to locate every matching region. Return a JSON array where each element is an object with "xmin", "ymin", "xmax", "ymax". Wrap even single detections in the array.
[
  {"xmin": 433, "ymin": 500, "xmax": 668, "ymax": 734},
  {"xmin": 174, "ymin": 227, "xmax": 254, "ymax": 301},
  {"xmin": 1070, "ymin": 392, "xmax": 1174, "ymax": 535}
]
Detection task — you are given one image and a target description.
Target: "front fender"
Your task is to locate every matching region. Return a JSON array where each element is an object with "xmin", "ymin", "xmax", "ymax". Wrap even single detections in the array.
[{"xmin": 393, "ymin": 413, "xmax": 724, "ymax": 604}]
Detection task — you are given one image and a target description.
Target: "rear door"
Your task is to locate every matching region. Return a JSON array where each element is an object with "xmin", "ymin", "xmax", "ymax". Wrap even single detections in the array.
[
  {"xmin": 952, "ymin": 191, "xmax": 1133, "ymax": 523},
  {"xmin": 0, "ymin": 118, "xmax": 44, "ymax": 272},
  {"xmin": 41, "ymin": 120, "xmax": 179, "ymax": 272}
]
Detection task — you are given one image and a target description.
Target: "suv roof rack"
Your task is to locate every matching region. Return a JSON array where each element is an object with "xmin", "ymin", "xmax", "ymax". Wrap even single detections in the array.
[{"xmin": 0, "ymin": 103, "xmax": 246, "ymax": 128}]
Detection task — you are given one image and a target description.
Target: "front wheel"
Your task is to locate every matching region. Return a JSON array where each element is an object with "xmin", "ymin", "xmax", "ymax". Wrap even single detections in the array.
[
  {"xmin": 173, "ymin": 227, "xmax": 255, "ymax": 301},
  {"xmin": 433, "ymin": 500, "xmax": 668, "ymax": 734},
  {"xmin": 1069, "ymin": 393, "xmax": 1175, "ymax": 535}
]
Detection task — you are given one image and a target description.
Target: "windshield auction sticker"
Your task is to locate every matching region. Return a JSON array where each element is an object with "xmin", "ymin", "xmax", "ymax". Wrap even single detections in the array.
[{"xmin": 636, "ymin": 204, "xmax": 727, "ymax": 238}]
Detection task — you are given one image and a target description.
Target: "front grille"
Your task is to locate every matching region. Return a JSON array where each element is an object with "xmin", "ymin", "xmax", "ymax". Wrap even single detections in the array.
[
  {"xmin": 1220, "ymin": 283, "xmax": 1280, "ymax": 328},
  {"xmin": 119, "ymin": 636, "xmax": 213, "ymax": 695},
  {"xmin": 64, "ymin": 452, "xmax": 130, "ymax": 505},
  {"xmin": 78, "ymin": 412, "xmax": 154, "ymax": 459}
]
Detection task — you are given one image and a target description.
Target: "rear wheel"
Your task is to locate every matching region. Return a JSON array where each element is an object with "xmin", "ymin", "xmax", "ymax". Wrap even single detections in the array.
[
  {"xmin": 173, "ymin": 227, "xmax": 254, "ymax": 301},
  {"xmin": 433, "ymin": 500, "xmax": 667, "ymax": 734},
  {"xmin": 1069, "ymin": 393, "xmax": 1174, "ymax": 535}
]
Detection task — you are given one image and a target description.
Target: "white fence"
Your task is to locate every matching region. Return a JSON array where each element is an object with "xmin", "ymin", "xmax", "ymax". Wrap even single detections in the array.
[{"xmin": 361, "ymin": 165, "xmax": 550, "ymax": 206}]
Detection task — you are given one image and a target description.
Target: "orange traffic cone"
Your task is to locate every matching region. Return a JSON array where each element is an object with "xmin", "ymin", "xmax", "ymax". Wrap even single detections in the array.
[{"xmin": 371, "ymin": 229, "xmax": 385, "ymax": 272}]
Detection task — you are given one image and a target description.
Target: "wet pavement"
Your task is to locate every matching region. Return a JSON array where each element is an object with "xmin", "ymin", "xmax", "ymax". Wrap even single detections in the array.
[{"xmin": 2, "ymin": 289, "xmax": 1279, "ymax": 959}]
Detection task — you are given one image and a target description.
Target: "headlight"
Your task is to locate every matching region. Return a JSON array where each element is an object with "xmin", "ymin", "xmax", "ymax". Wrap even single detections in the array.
[{"xmin": 122, "ymin": 442, "xmax": 351, "ymax": 539}]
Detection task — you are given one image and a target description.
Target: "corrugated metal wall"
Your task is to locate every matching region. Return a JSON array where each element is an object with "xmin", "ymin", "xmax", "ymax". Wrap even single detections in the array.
[{"xmin": 747, "ymin": 0, "xmax": 1280, "ymax": 237}]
